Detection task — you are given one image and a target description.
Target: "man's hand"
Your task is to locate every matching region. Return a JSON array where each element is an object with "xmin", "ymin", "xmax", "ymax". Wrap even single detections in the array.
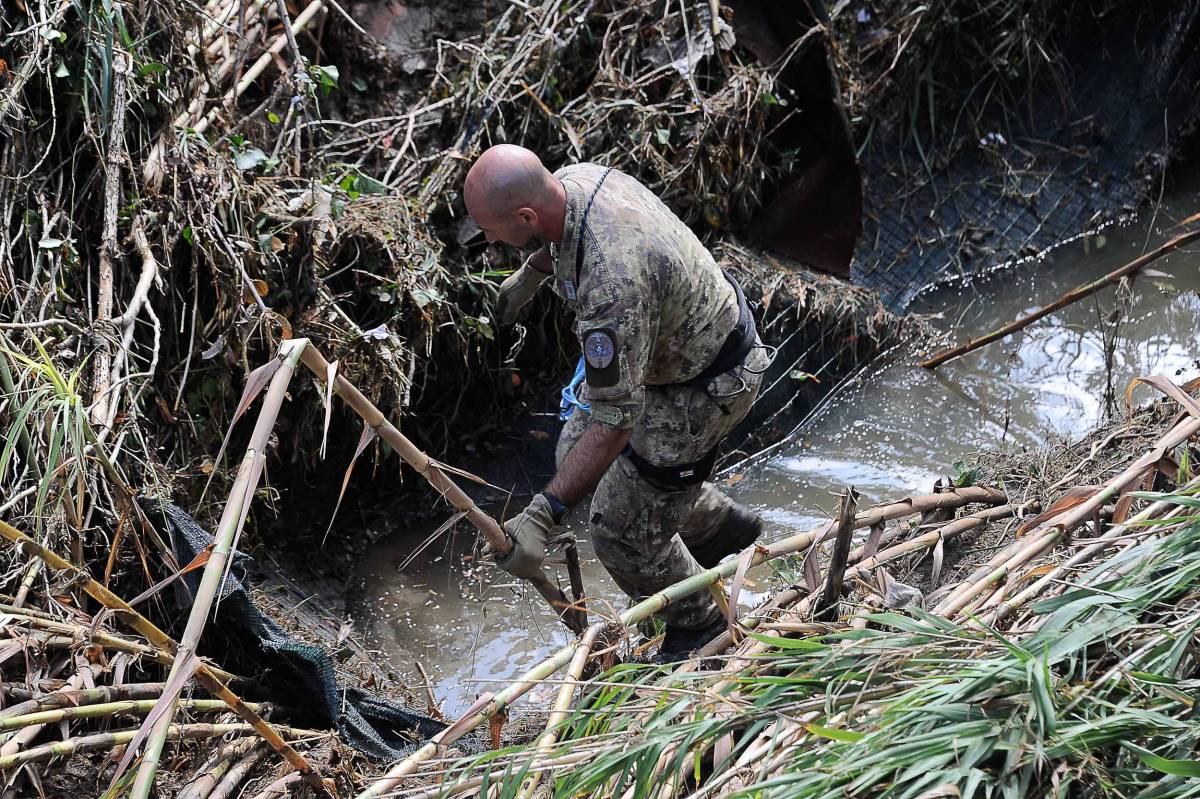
[
  {"xmin": 495, "ymin": 249, "xmax": 552, "ymax": 327},
  {"xmin": 495, "ymin": 493, "xmax": 557, "ymax": 578}
]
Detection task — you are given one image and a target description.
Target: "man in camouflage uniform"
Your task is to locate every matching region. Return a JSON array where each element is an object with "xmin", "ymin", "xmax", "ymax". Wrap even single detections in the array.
[{"xmin": 464, "ymin": 144, "xmax": 767, "ymax": 658}]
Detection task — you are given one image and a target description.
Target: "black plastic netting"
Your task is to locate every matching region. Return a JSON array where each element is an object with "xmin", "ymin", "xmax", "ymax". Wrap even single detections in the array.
[
  {"xmin": 147, "ymin": 502, "xmax": 445, "ymax": 760},
  {"xmin": 852, "ymin": 0, "xmax": 1200, "ymax": 310}
]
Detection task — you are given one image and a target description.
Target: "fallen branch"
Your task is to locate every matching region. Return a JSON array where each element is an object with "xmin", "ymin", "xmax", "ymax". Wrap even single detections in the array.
[
  {"xmin": 814, "ymin": 488, "xmax": 858, "ymax": 620},
  {"xmin": 921, "ymin": 227, "xmax": 1200, "ymax": 369},
  {"xmin": 299, "ymin": 344, "xmax": 586, "ymax": 633}
]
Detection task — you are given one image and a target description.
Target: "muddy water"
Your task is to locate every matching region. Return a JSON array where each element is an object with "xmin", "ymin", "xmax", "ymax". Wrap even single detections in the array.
[{"xmin": 354, "ymin": 181, "xmax": 1200, "ymax": 716}]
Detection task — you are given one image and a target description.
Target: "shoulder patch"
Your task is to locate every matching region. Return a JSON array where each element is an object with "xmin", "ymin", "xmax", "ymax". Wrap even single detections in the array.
[{"xmin": 582, "ymin": 327, "xmax": 620, "ymax": 388}]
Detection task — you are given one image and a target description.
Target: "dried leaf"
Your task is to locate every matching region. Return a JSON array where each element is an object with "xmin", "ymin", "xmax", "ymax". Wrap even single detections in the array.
[
  {"xmin": 242, "ymin": 279, "xmax": 269, "ymax": 304},
  {"xmin": 1016, "ymin": 485, "xmax": 1101, "ymax": 536},
  {"xmin": 862, "ymin": 523, "xmax": 885, "ymax": 561},
  {"xmin": 802, "ymin": 541, "xmax": 821, "ymax": 593},
  {"xmin": 200, "ymin": 355, "xmax": 283, "ymax": 503},
  {"xmin": 320, "ymin": 360, "xmax": 338, "ymax": 461},
  {"xmin": 727, "ymin": 547, "xmax": 761, "ymax": 634},
  {"xmin": 109, "ymin": 652, "xmax": 199, "ymax": 789},
  {"xmin": 323, "ymin": 423, "xmax": 377, "ymax": 546},
  {"xmin": 1125, "ymin": 375, "xmax": 1200, "ymax": 419},
  {"xmin": 488, "ymin": 710, "xmax": 507, "ymax": 750},
  {"xmin": 931, "ymin": 536, "xmax": 944, "ymax": 586}
]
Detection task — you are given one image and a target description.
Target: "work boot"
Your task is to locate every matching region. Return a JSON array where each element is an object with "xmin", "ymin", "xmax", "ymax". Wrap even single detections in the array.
[
  {"xmin": 653, "ymin": 616, "xmax": 727, "ymax": 663},
  {"xmin": 687, "ymin": 502, "xmax": 763, "ymax": 568}
]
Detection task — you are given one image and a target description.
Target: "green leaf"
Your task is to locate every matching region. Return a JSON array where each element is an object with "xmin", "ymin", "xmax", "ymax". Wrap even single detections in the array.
[
  {"xmin": 354, "ymin": 174, "xmax": 389, "ymax": 195},
  {"xmin": 181, "ymin": 226, "xmax": 194, "ymax": 246},
  {"xmin": 267, "ymin": 111, "xmax": 281, "ymax": 124},
  {"xmin": 1121, "ymin": 742, "xmax": 1200, "ymax": 776},
  {"xmin": 54, "ymin": 60, "xmax": 70, "ymax": 78},
  {"xmin": 312, "ymin": 64, "xmax": 339, "ymax": 96},
  {"xmin": 804, "ymin": 723, "xmax": 864, "ymax": 743},
  {"xmin": 40, "ymin": 26, "xmax": 62, "ymax": 41},
  {"xmin": 655, "ymin": 128, "xmax": 670, "ymax": 145},
  {"xmin": 138, "ymin": 62, "xmax": 167, "ymax": 77},
  {"xmin": 234, "ymin": 147, "xmax": 269, "ymax": 171}
]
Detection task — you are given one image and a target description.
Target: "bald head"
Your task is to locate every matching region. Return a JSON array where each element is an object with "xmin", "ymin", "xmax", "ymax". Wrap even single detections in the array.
[{"xmin": 464, "ymin": 145, "xmax": 565, "ymax": 248}]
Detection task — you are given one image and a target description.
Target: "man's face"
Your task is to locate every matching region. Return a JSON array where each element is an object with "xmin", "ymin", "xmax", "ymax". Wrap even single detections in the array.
[{"xmin": 468, "ymin": 203, "xmax": 539, "ymax": 249}]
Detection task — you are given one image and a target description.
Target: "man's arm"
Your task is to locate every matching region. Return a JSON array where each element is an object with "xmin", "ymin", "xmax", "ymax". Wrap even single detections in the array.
[
  {"xmin": 528, "ymin": 245, "xmax": 554, "ymax": 274},
  {"xmin": 545, "ymin": 423, "xmax": 631, "ymax": 507}
]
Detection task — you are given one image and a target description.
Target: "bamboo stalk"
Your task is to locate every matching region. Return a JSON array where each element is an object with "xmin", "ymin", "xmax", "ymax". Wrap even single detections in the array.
[
  {"xmin": 0, "ymin": 722, "xmax": 320, "ymax": 770},
  {"xmin": 0, "ymin": 612, "xmax": 178, "ymax": 668},
  {"xmin": 515, "ymin": 625, "xmax": 602, "ymax": 799},
  {"xmin": 988, "ymin": 474, "xmax": 1200, "ymax": 625},
  {"xmin": 0, "ymin": 683, "xmax": 167, "ymax": 720},
  {"xmin": 352, "ymin": 488, "xmax": 1003, "ymax": 798},
  {"xmin": 248, "ymin": 771, "xmax": 303, "ymax": 799},
  {"xmin": 921, "ymin": 228, "xmax": 1200, "ymax": 369},
  {"xmin": 179, "ymin": 738, "xmax": 260, "ymax": 799},
  {"xmin": 0, "ymin": 659, "xmax": 99, "ymax": 756},
  {"xmin": 131, "ymin": 339, "xmax": 329, "ymax": 799},
  {"xmin": 209, "ymin": 744, "xmax": 269, "ymax": 799},
  {"xmin": 0, "ymin": 698, "xmax": 254, "ymax": 731},
  {"xmin": 298, "ymin": 344, "xmax": 585, "ymax": 633}
]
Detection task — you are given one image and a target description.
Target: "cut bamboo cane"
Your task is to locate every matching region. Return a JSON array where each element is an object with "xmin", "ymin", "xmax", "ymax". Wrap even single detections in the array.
[
  {"xmin": 352, "ymin": 487, "xmax": 1004, "ymax": 798},
  {"xmin": 515, "ymin": 624, "xmax": 602, "ymax": 799},
  {"xmin": 0, "ymin": 683, "xmax": 165, "ymax": 720},
  {"xmin": 0, "ymin": 613, "xmax": 177, "ymax": 668},
  {"xmin": 248, "ymin": 771, "xmax": 303, "ymax": 799},
  {"xmin": 209, "ymin": 745, "xmax": 269, "ymax": 799},
  {"xmin": 179, "ymin": 738, "xmax": 260, "ymax": 799},
  {"xmin": 0, "ymin": 528, "xmax": 230, "ymax": 674},
  {"xmin": 298, "ymin": 344, "xmax": 585, "ymax": 633},
  {"xmin": 0, "ymin": 697, "xmax": 253, "ymax": 731},
  {"xmin": 0, "ymin": 722, "xmax": 321, "ymax": 770},
  {"xmin": 921, "ymin": 228, "xmax": 1200, "ymax": 369},
  {"xmin": 0, "ymin": 659, "xmax": 99, "ymax": 756},
  {"xmin": 130, "ymin": 339, "xmax": 329, "ymax": 799}
]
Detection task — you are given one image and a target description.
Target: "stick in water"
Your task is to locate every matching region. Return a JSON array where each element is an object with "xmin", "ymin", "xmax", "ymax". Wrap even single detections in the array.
[{"xmin": 921, "ymin": 227, "xmax": 1200, "ymax": 369}]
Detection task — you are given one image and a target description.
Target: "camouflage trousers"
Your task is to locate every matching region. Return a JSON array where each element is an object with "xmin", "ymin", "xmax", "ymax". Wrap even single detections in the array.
[{"xmin": 556, "ymin": 345, "xmax": 768, "ymax": 629}]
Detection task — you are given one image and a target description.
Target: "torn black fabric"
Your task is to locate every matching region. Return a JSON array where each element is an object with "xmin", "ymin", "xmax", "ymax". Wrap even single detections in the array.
[{"xmin": 148, "ymin": 501, "xmax": 446, "ymax": 760}]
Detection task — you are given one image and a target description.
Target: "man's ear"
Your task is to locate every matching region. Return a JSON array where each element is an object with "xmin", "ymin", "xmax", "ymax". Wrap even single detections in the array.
[{"xmin": 517, "ymin": 207, "xmax": 539, "ymax": 227}]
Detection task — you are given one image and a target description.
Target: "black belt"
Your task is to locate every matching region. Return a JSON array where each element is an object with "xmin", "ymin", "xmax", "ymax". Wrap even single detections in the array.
[{"xmin": 622, "ymin": 442, "xmax": 720, "ymax": 491}]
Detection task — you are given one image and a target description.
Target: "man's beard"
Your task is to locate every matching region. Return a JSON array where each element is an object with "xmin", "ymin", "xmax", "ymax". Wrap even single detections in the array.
[{"xmin": 514, "ymin": 233, "xmax": 546, "ymax": 253}]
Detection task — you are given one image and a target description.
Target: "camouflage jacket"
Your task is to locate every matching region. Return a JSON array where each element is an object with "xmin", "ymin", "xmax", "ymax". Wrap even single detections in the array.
[{"xmin": 547, "ymin": 163, "xmax": 738, "ymax": 429}]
